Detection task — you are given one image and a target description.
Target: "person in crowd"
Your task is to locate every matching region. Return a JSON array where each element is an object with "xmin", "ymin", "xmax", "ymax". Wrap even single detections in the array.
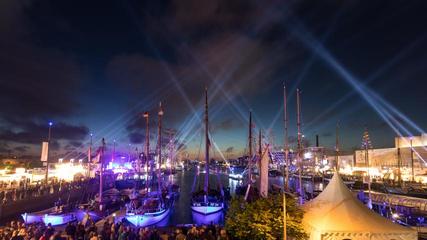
[{"xmin": 0, "ymin": 219, "xmax": 229, "ymax": 240}]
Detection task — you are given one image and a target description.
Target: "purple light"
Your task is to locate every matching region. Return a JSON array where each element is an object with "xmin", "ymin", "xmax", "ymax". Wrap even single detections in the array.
[
  {"xmin": 192, "ymin": 211, "xmax": 223, "ymax": 225},
  {"xmin": 125, "ymin": 208, "xmax": 170, "ymax": 227},
  {"xmin": 48, "ymin": 122, "xmax": 53, "ymax": 126}
]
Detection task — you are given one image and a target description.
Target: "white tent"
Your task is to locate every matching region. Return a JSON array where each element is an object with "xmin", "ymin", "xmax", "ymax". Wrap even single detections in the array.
[{"xmin": 302, "ymin": 173, "xmax": 417, "ymax": 240}]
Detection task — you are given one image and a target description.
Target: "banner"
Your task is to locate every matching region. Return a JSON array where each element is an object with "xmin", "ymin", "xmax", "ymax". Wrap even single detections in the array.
[
  {"xmin": 259, "ymin": 146, "xmax": 269, "ymax": 198},
  {"xmin": 41, "ymin": 142, "xmax": 49, "ymax": 162},
  {"xmin": 92, "ymin": 152, "xmax": 100, "ymax": 163},
  {"xmin": 88, "ymin": 147, "xmax": 91, "ymax": 163}
]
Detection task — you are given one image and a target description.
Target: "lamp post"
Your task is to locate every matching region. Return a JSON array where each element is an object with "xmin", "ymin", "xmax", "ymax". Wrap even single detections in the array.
[
  {"xmin": 45, "ymin": 122, "xmax": 53, "ymax": 184},
  {"xmin": 88, "ymin": 133, "xmax": 93, "ymax": 178},
  {"xmin": 365, "ymin": 138, "xmax": 372, "ymax": 208}
]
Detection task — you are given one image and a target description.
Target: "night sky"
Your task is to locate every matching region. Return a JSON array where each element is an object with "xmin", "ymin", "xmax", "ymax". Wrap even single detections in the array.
[{"xmin": 1, "ymin": 0, "xmax": 427, "ymax": 160}]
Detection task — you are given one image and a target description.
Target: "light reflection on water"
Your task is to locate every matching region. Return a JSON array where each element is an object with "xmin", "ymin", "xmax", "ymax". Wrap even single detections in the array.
[
  {"xmin": 165, "ymin": 170, "xmax": 232, "ymax": 225},
  {"xmin": 161, "ymin": 170, "xmax": 324, "ymax": 226}
]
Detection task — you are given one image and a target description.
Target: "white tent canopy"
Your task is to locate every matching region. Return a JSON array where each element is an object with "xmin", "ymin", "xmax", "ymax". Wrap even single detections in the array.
[{"xmin": 302, "ymin": 173, "xmax": 417, "ymax": 240}]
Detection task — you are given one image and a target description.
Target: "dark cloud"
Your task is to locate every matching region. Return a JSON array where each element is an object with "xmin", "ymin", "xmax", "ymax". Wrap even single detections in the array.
[
  {"xmin": 215, "ymin": 119, "xmax": 235, "ymax": 132},
  {"xmin": 128, "ymin": 132, "xmax": 144, "ymax": 144},
  {"xmin": 0, "ymin": 122, "xmax": 88, "ymax": 144},
  {"xmin": 1, "ymin": 0, "xmax": 427, "ymax": 156},
  {"xmin": 0, "ymin": 0, "xmax": 90, "ymax": 155},
  {"xmin": 68, "ymin": 141, "xmax": 83, "ymax": 148},
  {"xmin": 0, "ymin": 142, "xmax": 11, "ymax": 154},
  {"xmin": 321, "ymin": 132, "xmax": 333, "ymax": 137},
  {"xmin": 225, "ymin": 146, "xmax": 234, "ymax": 153},
  {"xmin": 14, "ymin": 146, "xmax": 30, "ymax": 153}
]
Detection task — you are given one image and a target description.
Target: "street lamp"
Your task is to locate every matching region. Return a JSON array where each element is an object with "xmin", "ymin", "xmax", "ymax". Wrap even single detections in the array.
[{"xmin": 45, "ymin": 121, "xmax": 53, "ymax": 184}]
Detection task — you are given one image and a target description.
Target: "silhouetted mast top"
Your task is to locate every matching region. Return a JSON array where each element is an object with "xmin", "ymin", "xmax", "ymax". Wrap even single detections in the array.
[
  {"xmin": 284, "ymin": 85, "xmax": 289, "ymax": 191},
  {"xmin": 157, "ymin": 102, "xmax": 163, "ymax": 200},
  {"xmin": 204, "ymin": 88, "xmax": 209, "ymax": 194},
  {"xmin": 248, "ymin": 111, "xmax": 252, "ymax": 182},
  {"xmin": 143, "ymin": 111, "xmax": 149, "ymax": 193}
]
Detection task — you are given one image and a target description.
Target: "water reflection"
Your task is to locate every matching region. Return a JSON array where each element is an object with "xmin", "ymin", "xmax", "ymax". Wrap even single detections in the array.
[
  {"xmin": 192, "ymin": 211, "xmax": 224, "ymax": 225},
  {"xmin": 160, "ymin": 170, "xmax": 323, "ymax": 226},
  {"xmin": 166, "ymin": 170, "xmax": 232, "ymax": 225}
]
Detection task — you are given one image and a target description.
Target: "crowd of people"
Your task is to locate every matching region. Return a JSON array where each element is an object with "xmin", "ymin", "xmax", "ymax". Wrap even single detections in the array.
[
  {"xmin": 0, "ymin": 220, "xmax": 230, "ymax": 240},
  {"xmin": 0, "ymin": 179, "xmax": 96, "ymax": 205}
]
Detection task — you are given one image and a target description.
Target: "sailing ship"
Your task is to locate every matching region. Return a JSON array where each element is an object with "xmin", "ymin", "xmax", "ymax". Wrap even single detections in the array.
[
  {"xmin": 191, "ymin": 88, "xmax": 224, "ymax": 215},
  {"xmin": 22, "ymin": 139, "xmax": 119, "ymax": 225},
  {"xmin": 125, "ymin": 102, "xmax": 174, "ymax": 227}
]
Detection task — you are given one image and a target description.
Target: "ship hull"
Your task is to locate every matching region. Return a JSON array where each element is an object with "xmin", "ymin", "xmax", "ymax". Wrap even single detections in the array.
[
  {"xmin": 42, "ymin": 213, "xmax": 77, "ymax": 226},
  {"xmin": 191, "ymin": 203, "xmax": 223, "ymax": 215},
  {"xmin": 125, "ymin": 207, "xmax": 170, "ymax": 227},
  {"xmin": 21, "ymin": 207, "xmax": 78, "ymax": 226}
]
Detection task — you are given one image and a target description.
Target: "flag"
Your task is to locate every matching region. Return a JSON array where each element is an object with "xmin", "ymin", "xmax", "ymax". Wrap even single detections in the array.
[
  {"xmin": 92, "ymin": 152, "xmax": 101, "ymax": 163},
  {"xmin": 41, "ymin": 142, "xmax": 49, "ymax": 162},
  {"xmin": 88, "ymin": 147, "xmax": 92, "ymax": 163}
]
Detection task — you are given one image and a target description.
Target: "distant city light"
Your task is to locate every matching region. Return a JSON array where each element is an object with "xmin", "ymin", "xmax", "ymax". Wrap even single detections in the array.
[{"xmin": 304, "ymin": 152, "xmax": 313, "ymax": 159}]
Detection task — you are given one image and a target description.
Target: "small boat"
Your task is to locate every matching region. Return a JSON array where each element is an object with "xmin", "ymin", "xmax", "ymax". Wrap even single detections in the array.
[
  {"xmin": 175, "ymin": 164, "xmax": 184, "ymax": 171},
  {"xmin": 42, "ymin": 210, "xmax": 77, "ymax": 226},
  {"xmin": 125, "ymin": 193, "xmax": 173, "ymax": 227},
  {"xmin": 22, "ymin": 205, "xmax": 77, "ymax": 226},
  {"xmin": 191, "ymin": 190, "xmax": 224, "ymax": 215},
  {"xmin": 229, "ymin": 166, "xmax": 245, "ymax": 180}
]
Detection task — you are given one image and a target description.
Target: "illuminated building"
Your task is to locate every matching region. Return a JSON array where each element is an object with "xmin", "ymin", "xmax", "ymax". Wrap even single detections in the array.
[{"xmin": 354, "ymin": 134, "xmax": 427, "ymax": 169}]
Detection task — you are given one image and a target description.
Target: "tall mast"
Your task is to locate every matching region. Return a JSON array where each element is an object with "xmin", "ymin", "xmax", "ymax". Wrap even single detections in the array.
[
  {"xmin": 204, "ymin": 87, "xmax": 210, "ymax": 194},
  {"xmin": 335, "ymin": 122, "xmax": 340, "ymax": 171},
  {"xmin": 284, "ymin": 86, "xmax": 289, "ymax": 191},
  {"xmin": 397, "ymin": 137, "xmax": 402, "ymax": 184},
  {"xmin": 157, "ymin": 102, "xmax": 164, "ymax": 198},
  {"xmin": 99, "ymin": 138, "xmax": 105, "ymax": 205},
  {"xmin": 283, "ymin": 85, "xmax": 288, "ymax": 240},
  {"xmin": 169, "ymin": 131, "xmax": 173, "ymax": 173},
  {"xmin": 362, "ymin": 127, "xmax": 372, "ymax": 208},
  {"xmin": 112, "ymin": 139, "xmax": 116, "ymax": 162},
  {"xmin": 410, "ymin": 137, "xmax": 414, "ymax": 182},
  {"xmin": 248, "ymin": 111, "xmax": 253, "ymax": 183},
  {"xmin": 296, "ymin": 88, "xmax": 303, "ymax": 204},
  {"xmin": 258, "ymin": 129, "xmax": 262, "ymax": 163},
  {"xmin": 88, "ymin": 133, "xmax": 92, "ymax": 178},
  {"xmin": 143, "ymin": 112, "xmax": 150, "ymax": 191}
]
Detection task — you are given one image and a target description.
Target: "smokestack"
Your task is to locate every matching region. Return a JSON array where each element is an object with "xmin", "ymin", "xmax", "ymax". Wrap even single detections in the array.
[{"xmin": 316, "ymin": 135, "xmax": 319, "ymax": 147}]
